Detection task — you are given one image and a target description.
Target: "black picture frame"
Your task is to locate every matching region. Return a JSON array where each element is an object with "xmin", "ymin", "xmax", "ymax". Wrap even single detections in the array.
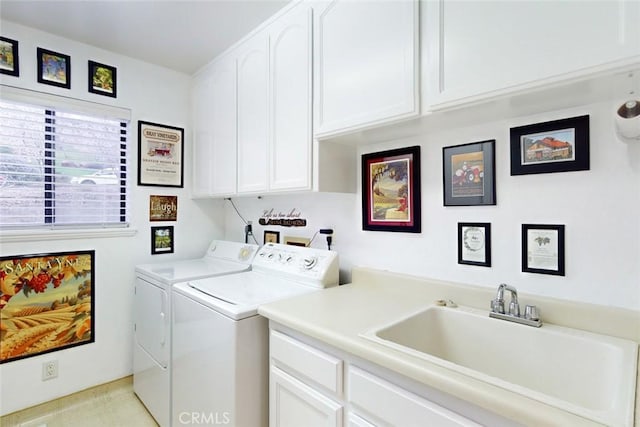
[
  {"xmin": 264, "ymin": 230, "xmax": 280, "ymax": 244},
  {"xmin": 88, "ymin": 60, "xmax": 117, "ymax": 98},
  {"xmin": 37, "ymin": 47, "xmax": 71, "ymax": 89},
  {"xmin": 362, "ymin": 146, "xmax": 421, "ymax": 233},
  {"xmin": 0, "ymin": 36, "xmax": 19, "ymax": 77},
  {"xmin": 458, "ymin": 222, "xmax": 491, "ymax": 267},
  {"xmin": 151, "ymin": 226, "xmax": 174, "ymax": 255},
  {"xmin": 443, "ymin": 140, "xmax": 496, "ymax": 206},
  {"xmin": 137, "ymin": 121, "xmax": 185, "ymax": 188},
  {"xmin": 510, "ymin": 115, "xmax": 589, "ymax": 175},
  {"xmin": 522, "ymin": 224, "xmax": 565, "ymax": 276}
]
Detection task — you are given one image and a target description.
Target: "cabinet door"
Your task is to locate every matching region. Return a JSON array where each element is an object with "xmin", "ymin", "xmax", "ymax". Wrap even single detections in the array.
[
  {"xmin": 237, "ymin": 32, "xmax": 270, "ymax": 194},
  {"xmin": 424, "ymin": 0, "xmax": 640, "ymax": 108},
  {"xmin": 349, "ymin": 367, "xmax": 481, "ymax": 427},
  {"xmin": 271, "ymin": 366, "xmax": 343, "ymax": 427},
  {"xmin": 191, "ymin": 73, "xmax": 214, "ymax": 197},
  {"xmin": 314, "ymin": 0, "xmax": 419, "ymax": 137},
  {"xmin": 209, "ymin": 55, "xmax": 237, "ymax": 195},
  {"xmin": 269, "ymin": 3, "xmax": 313, "ymax": 191}
]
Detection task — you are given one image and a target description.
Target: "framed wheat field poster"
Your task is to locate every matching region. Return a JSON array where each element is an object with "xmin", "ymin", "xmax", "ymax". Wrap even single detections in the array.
[{"xmin": 1, "ymin": 250, "xmax": 95, "ymax": 364}]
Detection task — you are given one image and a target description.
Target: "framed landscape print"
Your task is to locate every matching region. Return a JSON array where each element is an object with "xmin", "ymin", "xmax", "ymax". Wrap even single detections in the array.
[
  {"xmin": 151, "ymin": 226, "xmax": 174, "ymax": 255},
  {"xmin": 522, "ymin": 224, "xmax": 565, "ymax": 276},
  {"xmin": 88, "ymin": 60, "xmax": 117, "ymax": 97},
  {"xmin": 0, "ymin": 251, "xmax": 95, "ymax": 363},
  {"xmin": 0, "ymin": 36, "xmax": 19, "ymax": 77},
  {"xmin": 443, "ymin": 140, "xmax": 496, "ymax": 206},
  {"xmin": 362, "ymin": 146, "xmax": 421, "ymax": 233},
  {"xmin": 137, "ymin": 121, "xmax": 184, "ymax": 188},
  {"xmin": 37, "ymin": 47, "xmax": 71, "ymax": 89},
  {"xmin": 458, "ymin": 222, "xmax": 491, "ymax": 267},
  {"xmin": 510, "ymin": 115, "xmax": 589, "ymax": 175}
]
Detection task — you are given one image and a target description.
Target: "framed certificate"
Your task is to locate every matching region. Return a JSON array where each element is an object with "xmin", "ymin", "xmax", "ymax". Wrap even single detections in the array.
[
  {"xmin": 458, "ymin": 222, "xmax": 491, "ymax": 267},
  {"xmin": 522, "ymin": 224, "xmax": 565, "ymax": 275}
]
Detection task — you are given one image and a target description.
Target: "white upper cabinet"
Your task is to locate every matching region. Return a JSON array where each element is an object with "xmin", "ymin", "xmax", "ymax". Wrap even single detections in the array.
[
  {"xmin": 191, "ymin": 74, "xmax": 213, "ymax": 198},
  {"xmin": 423, "ymin": 0, "xmax": 640, "ymax": 109},
  {"xmin": 270, "ymin": 3, "xmax": 313, "ymax": 191},
  {"xmin": 314, "ymin": 0, "xmax": 420, "ymax": 138},
  {"xmin": 209, "ymin": 55, "xmax": 237, "ymax": 196},
  {"xmin": 237, "ymin": 32, "xmax": 270, "ymax": 194}
]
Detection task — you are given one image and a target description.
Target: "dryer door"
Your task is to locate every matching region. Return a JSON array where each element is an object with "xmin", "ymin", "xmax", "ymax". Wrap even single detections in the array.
[{"xmin": 134, "ymin": 277, "xmax": 169, "ymax": 367}]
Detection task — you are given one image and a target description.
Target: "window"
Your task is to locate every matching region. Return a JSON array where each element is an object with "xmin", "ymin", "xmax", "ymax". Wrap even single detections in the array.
[{"xmin": 0, "ymin": 92, "xmax": 129, "ymax": 229}]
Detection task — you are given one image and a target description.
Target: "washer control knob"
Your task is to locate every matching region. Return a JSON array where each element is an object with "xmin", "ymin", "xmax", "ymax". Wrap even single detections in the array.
[{"xmin": 303, "ymin": 257, "xmax": 317, "ymax": 270}]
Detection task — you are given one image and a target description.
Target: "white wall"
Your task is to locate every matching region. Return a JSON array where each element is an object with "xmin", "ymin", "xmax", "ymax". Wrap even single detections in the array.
[
  {"xmin": 225, "ymin": 98, "xmax": 640, "ymax": 311},
  {"xmin": 0, "ymin": 21, "xmax": 225, "ymax": 415}
]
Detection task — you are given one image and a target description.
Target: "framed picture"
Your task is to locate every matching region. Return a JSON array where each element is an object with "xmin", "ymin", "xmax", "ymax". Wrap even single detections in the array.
[
  {"xmin": 458, "ymin": 222, "xmax": 491, "ymax": 267},
  {"xmin": 264, "ymin": 230, "xmax": 280, "ymax": 244},
  {"xmin": 0, "ymin": 250, "xmax": 95, "ymax": 364},
  {"xmin": 37, "ymin": 47, "xmax": 71, "ymax": 89},
  {"xmin": 362, "ymin": 146, "xmax": 421, "ymax": 233},
  {"xmin": 151, "ymin": 226, "xmax": 174, "ymax": 255},
  {"xmin": 510, "ymin": 115, "xmax": 589, "ymax": 175},
  {"xmin": 88, "ymin": 60, "xmax": 117, "ymax": 98},
  {"xmin": 522, "ymin": 224, "xmax": 565, "ymax": 276},
  {"xmin": 149, "ymin": 195, "xmax": 177, "ymax": 221},
  {"xmin": 137, "ymin": 121, "xmax": 184, "ymax": 188},
  {"xmin": 0, "ymin": 36, "xmax": 19, "ymax": 77},
  {"xmin": 443, "ymin": 140, "xmax": 496, "ymax": 206}
]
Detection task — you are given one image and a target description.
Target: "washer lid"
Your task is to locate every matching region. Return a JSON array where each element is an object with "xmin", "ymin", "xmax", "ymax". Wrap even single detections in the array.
[
  {"xmin": 183, "ymin": 271, "xmax": 317, "ymax": 318},
  {"xmin": 135, "ymin": 257, "xmax": 251, "ymax": 285}
]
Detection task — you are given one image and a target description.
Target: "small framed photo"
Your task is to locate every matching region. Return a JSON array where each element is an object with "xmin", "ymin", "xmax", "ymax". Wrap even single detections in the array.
[
  {"xmin": 458, "ymin": 222, "xmax": 491, "ymax": 267},
  {"xmin": 88, "ymin": 60, "xmax": 117, "ymax": 97},
  {"xmin": 510, "ymin": 115, "xmax": 589, "ymax": 175},
  {"xmin": 151, "ymin": 226, "xmax": 174, "ymax": 255},
  {"xmin": 522, "ymin": 224, "xmax": 565, "ymax": 276},
  {"xmin": 264, "ymin": 230, "xmax": 280, "ymax": 244},
  {"xmin": 0, "ymin": 37, "xmax": 19, "ymax": 77},
  {"xmin": 443, "ymin": 140, "xmax": 496, "ymax": 206},
  {"xmin": 37, "ymin": 47, "xmax": 71, "ymax": 89},
  {"xmin": 362, "ymin": 146, "xmax": 421, "ymax": 233}
]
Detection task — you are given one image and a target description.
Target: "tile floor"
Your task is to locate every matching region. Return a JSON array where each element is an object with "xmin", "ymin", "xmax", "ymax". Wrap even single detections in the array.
[{"xmin": 1, "ymin": 376, "xmax": 158, "ymax": 427}]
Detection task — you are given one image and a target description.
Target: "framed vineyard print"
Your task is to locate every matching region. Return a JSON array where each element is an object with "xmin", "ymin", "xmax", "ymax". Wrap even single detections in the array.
[
  {"xmin": 0, "ymin": 250, "xmax": 95, "ymax": 363},
  {"xmin": 362, "ymin": 146, "xmax": 421, "ymax": 233},
  {"xmin": 37, "ymin": 47, "xmax": 71, "ymax": 89},
  {"xmin": 522, "ymin": 224, "xmax": 565, "ymax": 276},
  {"xmin": 88, "ymin": 60, "xmax": 117, "ymax": 98},
  {"xmin": 151, "ymin": 226, "xmax": 174, "ymax": 255},
  {"xmin": 0, "ymin": 36, "xmax": 19, "ymax": 77},
  {"xmin": 510, "ymin": 115, "xmax": 589, "ymax": 175},
  {"xmin": 443, "ymin": 140, "xmax": 496, "ymax": 206}
]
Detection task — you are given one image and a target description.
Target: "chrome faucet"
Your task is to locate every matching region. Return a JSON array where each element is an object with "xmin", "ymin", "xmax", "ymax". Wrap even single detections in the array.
[{"xmin": 490, "ymin": 283, "xmax": 542, "ymax": 327}]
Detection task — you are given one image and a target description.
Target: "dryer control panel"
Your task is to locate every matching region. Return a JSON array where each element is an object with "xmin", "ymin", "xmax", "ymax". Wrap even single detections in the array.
[{"xmin": 253, "ymin": 243, "xmax": 339, "ymax": 288}]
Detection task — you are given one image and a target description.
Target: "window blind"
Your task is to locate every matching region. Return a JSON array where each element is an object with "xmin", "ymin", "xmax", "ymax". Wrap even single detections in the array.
[{"xmin": 0, "ymin": 92, "xmax": 129, "ymax": 229}]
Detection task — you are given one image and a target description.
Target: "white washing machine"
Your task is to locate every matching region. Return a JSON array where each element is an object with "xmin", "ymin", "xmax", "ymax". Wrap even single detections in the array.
[
  {"xmin": 171, "ymin": 243, "xmax": 339, "ymax": 427},
  {"xmin": 134, "ymin": 240, "xmax": 259, "ymax": 427}
]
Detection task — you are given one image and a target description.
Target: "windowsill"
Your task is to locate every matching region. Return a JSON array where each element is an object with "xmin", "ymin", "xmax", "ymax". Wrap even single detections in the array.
[{"xmin": 0, "ymin": 227, "xmax": 138, "ymax": 243}]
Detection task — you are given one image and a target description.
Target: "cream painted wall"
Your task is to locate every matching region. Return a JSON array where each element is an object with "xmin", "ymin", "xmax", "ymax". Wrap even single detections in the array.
[
  {"xmin": 225, "ymin": 99, "xmax": 640, "ymax": 311},
  {"xmin": 0, "ymin": 21, "xmax": 225, "ymax": 415}
]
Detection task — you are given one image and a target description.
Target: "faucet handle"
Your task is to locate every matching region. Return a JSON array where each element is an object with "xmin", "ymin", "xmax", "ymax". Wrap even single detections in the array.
[
  {"xmin": 509, "ymin": 300, "xmax": 520, "ymax": 317},
  {"xmin": 491, "ymin": 298, "xmax": 505, "ymax": 314},
  {"xmin": 524, "ymin": 305, "xmax": 540, "ymax": 321}
]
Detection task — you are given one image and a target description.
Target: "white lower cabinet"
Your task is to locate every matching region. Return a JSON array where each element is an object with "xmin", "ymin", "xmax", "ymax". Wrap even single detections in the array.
[
  {"xmin": 268, "ymin": 328, "xmax": 483, "ymax": 427},
  {"xmin": 271, "ymin": 367, "xmax": 344, "ymax": 427}
]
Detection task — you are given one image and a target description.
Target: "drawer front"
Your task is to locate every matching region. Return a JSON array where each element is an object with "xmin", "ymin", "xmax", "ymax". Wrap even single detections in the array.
[
  {"xmin": 348, "ymin": 367, "xmax": 481, "ymax": 427},
  {"xmin": 271, "ymin": 330, "xmax": 343, "ymax": 395}
]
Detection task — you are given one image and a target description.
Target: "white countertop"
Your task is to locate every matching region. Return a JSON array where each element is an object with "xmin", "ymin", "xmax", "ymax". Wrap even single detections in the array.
[{"xmin": 258, "ymin": 267, "xmax": 640, "ymax": 427}]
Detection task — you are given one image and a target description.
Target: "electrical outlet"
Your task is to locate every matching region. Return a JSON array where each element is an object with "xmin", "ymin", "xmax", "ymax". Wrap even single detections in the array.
[{"xmin": 42, "ymin": 360, "xmax": 58, "ymax": 381}]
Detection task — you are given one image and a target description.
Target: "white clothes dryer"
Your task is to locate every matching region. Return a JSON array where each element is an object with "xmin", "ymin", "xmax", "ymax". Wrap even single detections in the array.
[
  {"xmin": 171, "ymin": 243, "xmax": 338, "ymax": 427},
  {"xmin": 133, "ymin": 240, "xmax": 258, "ymax": 427}
]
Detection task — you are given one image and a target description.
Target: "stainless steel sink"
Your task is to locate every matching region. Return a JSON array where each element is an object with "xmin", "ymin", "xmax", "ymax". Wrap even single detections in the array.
[{"xmin": 360, "ymin": 304, "xmax": 638, "ymax": 426}]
